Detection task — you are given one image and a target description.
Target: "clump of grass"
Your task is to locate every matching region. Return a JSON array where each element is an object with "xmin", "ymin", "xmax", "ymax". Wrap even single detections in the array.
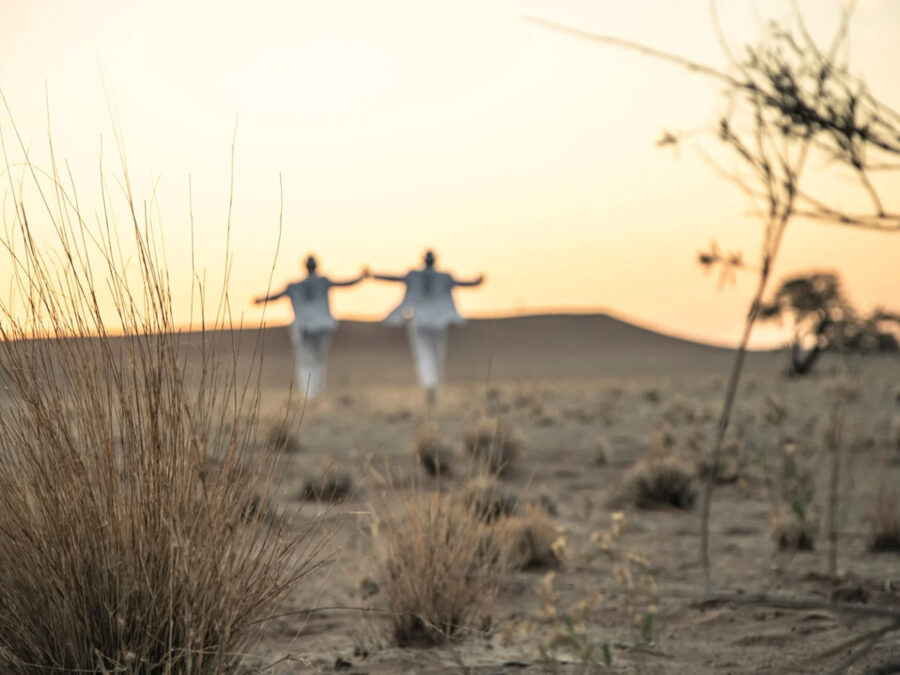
[
  {"xmin": 266, "ymin": 420, "xmax": 302, "ymax": 454},
  {"xmin": 662, "ymin": 395, "xmax": 698, "ymax": 425},
  {"xmin": 371, "ymin": 490, "xmax": 498, "ymax": 646},
  {"xmin": 695, "ymin": 440, "xmax": 744, "ymax": 484},
  {"xmin": 621, "ymin": 457, "xmax": 697, "ymax": 509},
  {"xmin": 770, "ymin": 503, "xmax": 817, "ymax": 551},
  {"xmin": 0, "ymin": 132, "xmax": 322, "ymax": 672},
  {"xmin": 869, "ymin": 481, "xmax": 900, "ymax": 552},
  {"xmin": 463, "ymin": 417, "xmax": 523, "ymax": 476},
  {"xmin": 413, "ymin": 421, "xmax": 454, "ymax": 477},
  {"xmin": 301, "ymin": 470, "xmax": 355, "ymax": 502},
  {"xmin": 593, "ymin": 434, "xmax": 613, "ymax": 466},
  {"xmin": 463, "ymin": 476, "xmax": 520, "ymax": 522},
  {"xmin": 495, "ymin": 505, "xmax": 565, "ymax": 570}
]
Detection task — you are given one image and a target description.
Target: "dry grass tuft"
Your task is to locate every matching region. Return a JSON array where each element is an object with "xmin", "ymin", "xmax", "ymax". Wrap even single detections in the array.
[
  {"xmin": 266, "ymin": 420, "xmax": 303, "ymax": 454},
  {"xmin": 463, "ymin": 417, "xmax": 523, "ymax": 476},
  {"xmin": 371, "ymin": 490, "xmax": 498, "ymax": 646},
  {"xmin": 412, "ymin": 421, "xmax": 454, "ymax": 477},
  {"xmin": 0, "ymin": 129, "xmax": 323, "ymax": 672},
  {"xmin": 301, "ymin": 470, "xmax": 355, "ymax": 502},
  {"xmin": 495, "ymin": 505, "xmax": 565, "ymax": 570},
  {"xmin": 891, "ymin": 413, "xmax": 900, "ymax": 453},
  {"xmin": 869, "ymin": 481, "xmax": 900, "ymax": 552},
  {"xmin": 463, "ymin": 476, "xmax": 520, "ymax": 522},
  {"xmin": 770, "ymin": 504, "xmax": 817, "ymax": 551},
  {"xmin": 594, "ymin": 434, "xmax": 613, "ymax": 466},
  {"xmin": 695, "ymin": 440, "xmax": 744, "ymax": 484},
  {"xmin": 621, "ymin": 457, "xmax": 697, "ymax": 510}
]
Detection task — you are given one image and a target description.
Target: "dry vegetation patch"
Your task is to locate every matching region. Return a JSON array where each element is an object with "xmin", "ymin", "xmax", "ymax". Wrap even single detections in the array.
[
  {"xmin": 412, "ymin": 421, "xmax": 454, "ymax": 477},
  {"xmin": 370, "ymin": 490, "xmax": 498, "ymax": 646},
  {"xmin": 620, "ymin": 456, "xmax": 697, "ymax": 510},
  {"xmin": 463, "ymin": 417, "xmax": 523, "ymax": 476}
]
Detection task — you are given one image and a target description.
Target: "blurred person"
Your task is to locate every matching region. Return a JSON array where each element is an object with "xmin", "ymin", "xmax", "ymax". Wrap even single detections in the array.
[
  {"xmin": 372, "ymin": 249, "xmax": 484, "ymax": 406},
  {"xmin": 255, "ymin": 255, "xmax": 367, "ymax": 400}
]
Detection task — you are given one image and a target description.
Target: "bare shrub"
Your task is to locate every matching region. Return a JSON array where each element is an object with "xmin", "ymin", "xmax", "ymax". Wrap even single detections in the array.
[
  {"xmin": 869, "ymin": 481, "xmax": 900, "ymax": 553},
  {"xmin": 371, "ymin": 490, "xmax": 498, "ymax": 646},
  {"xmin": 301, "ymin": 470, "xmax": 355, "ymax": 502},
  {"xmin": 266, "ymin": 420, "xmax": 302, "ymax": 454},
  {"xmin": 463, "ymin": 476, "xmax": 519, "ymax": 523},
  {"xmin": 593, "ymin": 434, "xmax": 613, "ymax": 466},
  {"xmin": 495, "ymin": 505, "xmax": 565, "ymax": 570},
  {"xmin": 770, "ymin": 504, "xmax": 817, "ymax": 551},
  {"xmin": 621, "ymin": 457, "xmax": 697, "ymax": 510},
  {"xmin": 0, "ymin": 127, "xmax": 322, "ymax": 672},
  {"xmin": 413, "ymin": 421, "xmax": 454, "ymax": 477},
  {"xmin": 463, "ymin": 417, "xmax": 523, "ymax": 476}
]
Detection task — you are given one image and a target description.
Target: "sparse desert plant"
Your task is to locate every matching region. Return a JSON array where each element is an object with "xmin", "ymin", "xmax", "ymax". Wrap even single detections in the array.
[
  {"xmin": 463, "ymin": 475, "xmax": 519, "ymax": 522},
  {"xmin": 412, "ymin": 421, "xmax": 454, "ymax": 477},
  {"xmin": 648, "ymin": 424, "xmax": 676, "ymax": 457},
  {"xmin": 621, "ymin": 457, "xmax": 696, "ymax": 510},
  {"xmin": 463, "ymin": 416, "xmax": 523, "ymax": 476},
  {"xmin": 695, "ymin": 439, "xmax": 744, "ymax": 484},
  {"xmin": 301, "ymin": 469, "xmax": 355, "ymax": 502},
  {"xmin": 266, "ymin": 419, "xmax": 303, "ymax": 454},
  {"xmin": 869, "ymin": 480, "xmax": 900, "ymax": 553},
  {"xmin": 495, "ymin": 505, "xmax": 565, "ymax": 571},
  {"xmin": 533, "ymin": 2, "xmax": 900, "ymax": 590},
  {"xmin": 662, "ymin": 395, "xmax": 698, "ymax": 425},
  {"xmin": 770, "ymin": 502, "xmax": 818, "ymax": 551},
  {"xmin": 0, "ymin": 126, "xmax": 322, "ymax": 672},
  {"xmin": 594, "ymin": 434, "xmax": 613, "ymax": 466},
  {"xmin": 371, "ymin": 490, "xmax": 498, "ymax": 646}
]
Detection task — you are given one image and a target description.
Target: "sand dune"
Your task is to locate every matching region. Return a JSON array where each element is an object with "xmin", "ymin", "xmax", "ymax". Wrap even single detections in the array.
[{"xmin": 241, "ymin": 313, "xmax": 781, "ymax": 388}]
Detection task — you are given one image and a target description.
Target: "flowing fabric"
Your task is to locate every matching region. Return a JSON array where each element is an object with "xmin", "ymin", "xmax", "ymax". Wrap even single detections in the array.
[
  {"xmin": 383, "ymin": 269, "xmax": 465, "ymax": 330},
  {"xmin": 407, "ymin": 323, "xmax": 448, "ymax": 390},
  {"xmin": 289, "ymin": 325, "xmax": 332, "ymax": 400}
]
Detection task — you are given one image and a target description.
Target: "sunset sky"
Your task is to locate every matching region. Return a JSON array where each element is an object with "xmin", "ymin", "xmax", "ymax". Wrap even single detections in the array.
[{"xmin": 1, "ymin": 0, "xmax": 898, "ymax": 347}]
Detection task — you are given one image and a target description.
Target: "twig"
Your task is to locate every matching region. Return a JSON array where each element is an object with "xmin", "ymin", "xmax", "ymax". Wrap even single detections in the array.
[{"xmin": 698, "ymin": 593, "xmax": 900, "ymax": 621}]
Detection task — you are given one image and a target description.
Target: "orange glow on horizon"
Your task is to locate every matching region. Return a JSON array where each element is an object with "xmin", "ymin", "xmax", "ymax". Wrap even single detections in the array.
[{"xmin": 1, "ymin": 0, "xmax": 899, "ymax": 349}]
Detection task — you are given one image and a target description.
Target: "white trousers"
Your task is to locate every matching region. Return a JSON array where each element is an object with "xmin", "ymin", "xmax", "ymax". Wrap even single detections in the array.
[
  {"xmin": 290, "ymin": 327, "xmax": 332, "ymax": 400},
  {"xmin": 407, "ymin": 324, "xmax": 448, "ymax": 393}
]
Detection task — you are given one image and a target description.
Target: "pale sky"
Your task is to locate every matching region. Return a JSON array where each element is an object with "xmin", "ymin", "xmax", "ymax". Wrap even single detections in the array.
[{"xmin": 1, "ymin": 0, "xmax": 898, "ymax": 346}]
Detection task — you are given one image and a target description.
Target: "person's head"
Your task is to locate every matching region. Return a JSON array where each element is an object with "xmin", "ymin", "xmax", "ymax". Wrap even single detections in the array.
[
  {"xmin": 423, "ymin": 249, "xmax": 436, "ymax": 269},
  {"xmin": 305, "ymin": 255, "xmax": 318, "ymax": 274}
]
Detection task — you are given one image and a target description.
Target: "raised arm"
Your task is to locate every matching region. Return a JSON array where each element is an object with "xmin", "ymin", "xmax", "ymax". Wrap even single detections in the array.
[
  {"xmin": 253, "ymin": 288, "xmax": 287, "ymax": 305},
  {"xmin": 453, "ymin": 274, "xmax": 485, "ymax": 288}
]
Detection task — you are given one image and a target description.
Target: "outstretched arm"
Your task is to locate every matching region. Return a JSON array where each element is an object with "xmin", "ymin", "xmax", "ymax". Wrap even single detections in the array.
[
  {"xmin": 331, "ymin": 266, "xmax": 370, "ymax": 287},
  {"xmin": 371, "ymin": 272, "xmax": 406, "ymax": 283},
  {"xmin": 254, "ymin": 288, "xmax": 287, "ymax": 305},
  {"xmin": 453, "ymin": 274, "xmax": 485, "ymax": 288}
]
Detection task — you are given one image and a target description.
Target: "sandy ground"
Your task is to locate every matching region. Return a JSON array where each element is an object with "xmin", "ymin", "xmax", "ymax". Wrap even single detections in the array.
[{"xmin": 229, "ymin": 315, "xmax": 900, "ymax": 674}]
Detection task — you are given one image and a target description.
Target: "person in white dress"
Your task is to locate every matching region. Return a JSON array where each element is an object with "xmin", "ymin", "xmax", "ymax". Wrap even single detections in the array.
[
  {"xmin": 255, "ymin": 255, "xmax": 367, "ymax": 400},
  {"xmin": 373, "ymin": 250, "xmax": 484, "ymax": 405}
]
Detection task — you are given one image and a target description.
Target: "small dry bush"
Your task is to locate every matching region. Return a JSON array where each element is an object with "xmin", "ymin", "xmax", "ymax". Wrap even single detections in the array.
[
  {"xmin": 463, "ymin": 475, "xmax": 520, "ymax": 522},
  {"xmin": 621, "ymin": 457, "xmax": 696, "ymax": 509},
  {"xmin": 301, "ymin": 469, "xmax": 355, "ymax": 502},
  {"xmin": 266, "ymin": 419, "xmax": 302, "ymax": 454},
  {"xmin": 371, "ymin": 489, "xmax": 498, "ymax": 646},
  {"xmin": 494, "ymin": 505, "xmax": 565, "ymax": 570},
  {"xmin": 0, "ymin": 134, "xmax": 322, "ymax": 672},
  {"xmin": 412, "ymin": 421, "xmax": 454, "ymax": 477},
  {"xmin": 770, "ymin": 503, "xmax": 817, "ymax": 551},
  {"xmin": 695, "ymin": 439, "xmax": 745, "ymax": 484},
  {"xmin": 869, "ymin": 481, "xmax": 900, "ymax": 552},
  {"xmin": 593, "ymin": 434, "xmax": 613, "ymax": 466},
  {"xmin": 463, "ymin": 416, "xmax": 522, "ymax": 476}
]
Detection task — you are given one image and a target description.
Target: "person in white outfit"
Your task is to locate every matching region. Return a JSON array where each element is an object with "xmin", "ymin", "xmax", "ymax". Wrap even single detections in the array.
[
  {"xmin": 255, "ymin": 255, "xmax": 367, "ymax": 400},
  {"xmin": 373, "ymin": 250, "xmax": 484, "ymax": 405}
]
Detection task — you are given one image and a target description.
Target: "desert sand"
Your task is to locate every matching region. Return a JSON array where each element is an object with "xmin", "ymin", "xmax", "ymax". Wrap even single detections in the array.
[{"xmin": 231, "ymin": 314, "xmax": 899, "ymax": 673}]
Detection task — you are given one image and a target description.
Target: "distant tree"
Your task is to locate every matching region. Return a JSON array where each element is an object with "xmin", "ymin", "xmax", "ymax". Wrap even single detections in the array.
[{"xmin": 760, "ymin": 272, "xmax": 899, "ymax": 375}]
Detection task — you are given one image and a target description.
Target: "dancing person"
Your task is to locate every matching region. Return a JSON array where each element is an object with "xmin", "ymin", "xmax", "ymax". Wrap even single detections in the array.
[
  {"xmin": 372, "ymin": 249, "xmax": 484, "ymax": 405},
  {"xmin": 255, "ymin": 255, "xmax": 367, "ymax": 400}
]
